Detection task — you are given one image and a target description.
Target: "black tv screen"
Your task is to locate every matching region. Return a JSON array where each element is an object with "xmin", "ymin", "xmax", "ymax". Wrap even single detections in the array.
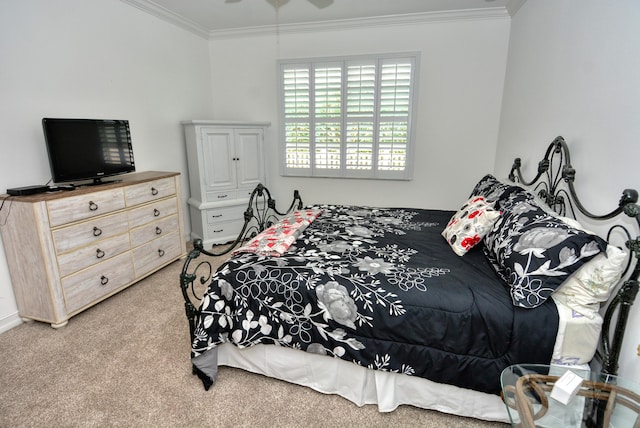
[{"xmin": 42, "ymin": 118, "xmax": 136, "ymax": 184}]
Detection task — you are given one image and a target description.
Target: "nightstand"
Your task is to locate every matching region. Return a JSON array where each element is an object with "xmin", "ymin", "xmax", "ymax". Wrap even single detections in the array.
[{"xmin": 500, "ymin": 364, "xmax": 640, "ymax": 427}]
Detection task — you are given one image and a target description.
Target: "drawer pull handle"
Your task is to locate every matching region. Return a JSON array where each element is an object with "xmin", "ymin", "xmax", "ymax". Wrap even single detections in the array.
[
  {"xmin": 100, "ymin": 275, "xmax": 109, "ymax": 286},
  {"xmin": 158, "ymin": 249, "xmax": 165, "ymax": 257},
  {"xmin": 218, "ymin": 194, "xmax": 228, "ymax": 199},
  {"xmin": 212, "ymin": 214, "xmax": 222, "ymax": 218},
  {"xmin": 153, "ymin": 208, "xmax": 160, "ymax": 217},
  {"xmin": 93, "ymin": 226, "xmax": 102, "ymax": 237},
  {"xmin": 89, "ymin": 201, "xmax": 98, "ymax": 211},
  {"xmin": 213, "ymin": 229, "xmax": 223, "ymax": 233},
  {"xmin": 151, "ymin": 187, "xmax": 159, "ymax": 196},
  {"xmin": 96, "ymin": 249, "xmax": 105, "ymax": 259},
  {"xmin": 155, "ymin": 226, "xmax": 162, "ymax": 235}
]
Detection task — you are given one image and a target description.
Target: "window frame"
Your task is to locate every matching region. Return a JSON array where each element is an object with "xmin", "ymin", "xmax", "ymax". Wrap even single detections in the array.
[{"xmin": 278, "ymin": 52, "xmax": 420, "ymax": 180}]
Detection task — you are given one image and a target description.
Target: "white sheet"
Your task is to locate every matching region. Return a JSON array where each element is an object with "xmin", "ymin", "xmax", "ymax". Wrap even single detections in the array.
[
  {"xmin": 212, "ymin": 298, "xmax": 600, "ymax": 423},
  {"xmin": 551, "ymin": 299, "xmax": 602, "ymax": 365},
  {"xmin": 217, "ymin": 342, "xmax": 511, "ymax": 422}
]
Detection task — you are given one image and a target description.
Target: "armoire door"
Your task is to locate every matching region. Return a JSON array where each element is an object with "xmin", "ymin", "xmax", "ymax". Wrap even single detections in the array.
[
  {"xmin": 234, "ymin": 128, "xmax": 264, "ymax": 189},
  {"xmin": 200, "ymin": 127, "xmax": 237, "ymax": 191}
]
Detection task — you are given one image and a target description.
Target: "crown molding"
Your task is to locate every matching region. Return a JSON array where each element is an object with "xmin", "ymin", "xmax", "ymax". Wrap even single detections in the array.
[
  {"xmin": 506, "ymin": 0, "xmax": 527, "ymax": 17},
  {"xmin": 209, "ymin": 8, "xmax": 510, "ymax": 40},
  {"xmin": 120, "ymin": 0, "xmax": 210, "ymax": 39},
  {"xmin": 121, "ymin": 0, "xmax": 511, "ymax": 41}
]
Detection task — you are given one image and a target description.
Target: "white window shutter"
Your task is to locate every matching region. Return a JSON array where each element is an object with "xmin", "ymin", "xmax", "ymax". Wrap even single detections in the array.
[{"xmin": 280, "ymin": 53, "xmax": 418, "ymax": 180}]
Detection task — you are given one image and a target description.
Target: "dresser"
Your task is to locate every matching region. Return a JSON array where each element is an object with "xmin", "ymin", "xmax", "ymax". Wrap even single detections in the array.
[
  {"xmin": 0, "ymin": 171, "xmax": 186, "ymax": 327},
  {"xmin": 182, "ymin": 120, "xmax": 269, "ymax": 246}
]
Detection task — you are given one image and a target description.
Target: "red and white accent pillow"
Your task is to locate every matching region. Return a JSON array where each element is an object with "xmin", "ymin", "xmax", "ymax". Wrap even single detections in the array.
[
  {"xmin": 234, "ymin": 209, "xmax": 323, "ymax": 257},
  {"xmin": 442, "ymin": 196, "xmax": 501, "ymax": 256}
]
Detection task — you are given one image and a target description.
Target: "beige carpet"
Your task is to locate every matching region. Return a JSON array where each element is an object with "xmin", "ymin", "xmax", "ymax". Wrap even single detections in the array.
[{"xmin": 0, "ymin": 254, "xmax": 509, "ymax": 427}]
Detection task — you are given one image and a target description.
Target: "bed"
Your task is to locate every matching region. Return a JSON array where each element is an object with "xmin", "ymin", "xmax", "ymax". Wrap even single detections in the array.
[{"xmin": 179, "ymin": 137, "xmax": 640, "ymax": 422}]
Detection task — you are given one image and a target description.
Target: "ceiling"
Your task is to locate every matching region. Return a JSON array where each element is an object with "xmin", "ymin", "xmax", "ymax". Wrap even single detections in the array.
[{"xmin": 121, "ymin": 0, "xmax": 526, "ymax": 38}]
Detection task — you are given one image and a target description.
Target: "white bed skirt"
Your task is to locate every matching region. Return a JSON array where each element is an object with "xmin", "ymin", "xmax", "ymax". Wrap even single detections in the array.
[{"xmin": 216, "ymin": 343, "xmax": 510, "ymax": 422}]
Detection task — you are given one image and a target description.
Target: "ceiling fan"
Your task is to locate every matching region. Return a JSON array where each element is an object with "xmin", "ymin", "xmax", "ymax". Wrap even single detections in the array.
[{"xmin": 224, "ymin": 0, "xmax": 334, "ymax": 9}]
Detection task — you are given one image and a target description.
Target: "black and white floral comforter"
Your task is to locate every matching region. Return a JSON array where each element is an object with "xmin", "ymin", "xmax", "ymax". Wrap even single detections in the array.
[{"xmin": 191, "ymin": 205, "xmax": 559, "ymax": 394}]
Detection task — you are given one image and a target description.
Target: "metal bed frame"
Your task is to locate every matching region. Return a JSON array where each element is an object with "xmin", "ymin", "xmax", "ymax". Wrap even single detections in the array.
[
  {"xmin": 180, "ymin": 184, "xmax": 303, "ymax": 349},
  {"xmin": 180, "ymin": 137, "xmax": 639, "ymax": 390},
  {"xmin": 508, "ymin": 136, "xmax": 639, "ymax": 376}
]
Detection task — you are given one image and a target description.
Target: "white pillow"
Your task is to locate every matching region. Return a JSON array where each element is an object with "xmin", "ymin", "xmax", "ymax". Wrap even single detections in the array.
[
  {"xmin": 552, "ymin": 244, "xmax": 627, "ymax": 318},
  {"xmin": 442, "ymin": 196, "xmax": 501, "ymax": 256}
]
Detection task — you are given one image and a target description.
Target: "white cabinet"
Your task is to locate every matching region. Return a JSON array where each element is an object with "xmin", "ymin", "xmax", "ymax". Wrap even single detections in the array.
[
  {"xmin": 0, "ymin": 172, "xmax": 187, "ymax": 328},
  {"xmin": 183, "ymin": 121, "xmax": 269, "ymax": 247}
]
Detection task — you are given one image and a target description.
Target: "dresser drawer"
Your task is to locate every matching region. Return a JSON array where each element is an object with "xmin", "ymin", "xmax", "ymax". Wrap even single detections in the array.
[
  {"xmin": 205, "ymin": 189, "xmax": 237, "ymax": 203},
  {"xmin": 206, "ymin": 204, "xmax": 246, "ymax": 224},
  {"xmin": 132, "ymin": 231, "xmax": 182, "ymax": 277},
  {"xmin": 124, "ymin": 177, "xmax": 176, "ymax": 207},
  {"xmin": 206, "ymin": 219, "xmax": 244, "ymax": 243},
  {"xmin": 130, "ymin": 214, "xmax": 179, "ymax": 247},
  {"xmin": 56, "ymin": 233, "xmax": 131, "ymax": 277},
  {"xmin": 62, "ymin": 252, "xmax": 135, "ymax": 314},
  {"xmin": 47, "ymin": 188, "xmax": 126, "ymax": 227},
  {"xmin": 52, "ymin": 211, "xmax": 130, "ymax": 254},
  {"xmin": 128, "ymin": 197, "xmax": 178, "ymax": 229}
]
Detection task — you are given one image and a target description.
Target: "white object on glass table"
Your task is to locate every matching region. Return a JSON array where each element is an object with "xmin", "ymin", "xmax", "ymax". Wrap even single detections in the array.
[{"xmin": 550, "ymin": 370, "xmax": 583, "ymax": 405}]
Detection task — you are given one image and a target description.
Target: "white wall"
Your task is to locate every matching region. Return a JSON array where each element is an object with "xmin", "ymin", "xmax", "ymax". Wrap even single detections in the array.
[
  {"xmin": 0, "ymin": 0, "xmax": 213, "ymax": 332},
  {"xmin": 496, "ymin": 0, "xmax": 640, "ymax": 382},
  {"xmin": 2, "ymin": 0, "xmax": 636, "ymax": 391},
  {"xmin": 208, "ymin": 17, "xmax": 511, "ymax": 210}
]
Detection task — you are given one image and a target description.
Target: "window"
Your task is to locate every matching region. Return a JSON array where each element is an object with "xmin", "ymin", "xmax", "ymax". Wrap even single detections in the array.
[{"xmin": 279, "ymin": 53, "xmax": 419, "ymax": 180}]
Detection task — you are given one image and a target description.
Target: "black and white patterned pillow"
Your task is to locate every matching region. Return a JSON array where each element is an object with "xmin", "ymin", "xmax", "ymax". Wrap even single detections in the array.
[
  {"xmin": 469, "ymin": 174, "xmax": 516, "ymax": 204},
  {"xmin": 483, "ymin": 188, "xmax": 608, "ymax": 308}
]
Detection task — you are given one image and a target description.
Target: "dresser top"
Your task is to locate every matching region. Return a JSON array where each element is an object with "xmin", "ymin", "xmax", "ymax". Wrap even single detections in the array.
[
  {"xmin": 2, "ymin": 171, "xmax": 180, "ymax": 202},
  {"xmin": 181, "ymin": 120, "xmax": 271, "ymax": 127}
]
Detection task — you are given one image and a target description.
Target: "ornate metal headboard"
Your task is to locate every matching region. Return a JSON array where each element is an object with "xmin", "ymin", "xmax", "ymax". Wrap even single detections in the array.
[
  {"xmin": 179, "ymin": 184, "xmax": 303, "ymax": 343},
  {"xmin": 508, "ymin": 136, "xmax": 639, "ymax": 375}
]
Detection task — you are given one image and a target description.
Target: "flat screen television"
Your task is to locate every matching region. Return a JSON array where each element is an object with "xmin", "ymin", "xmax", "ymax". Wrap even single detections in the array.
[{"xmin": 42, "ymin": 118, "xmax": 136, "ymax": 185}]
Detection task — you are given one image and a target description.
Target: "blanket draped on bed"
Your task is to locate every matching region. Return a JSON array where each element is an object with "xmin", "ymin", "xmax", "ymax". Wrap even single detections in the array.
[{"xmin": 191, "ymin": 205, "xmax": 559, "ymax": 394}]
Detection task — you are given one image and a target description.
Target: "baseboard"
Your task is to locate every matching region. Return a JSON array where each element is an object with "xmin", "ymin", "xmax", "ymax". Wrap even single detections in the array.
[{"xmin": 0, "ymin": 311, "xmax": 23, "ymax": 334}]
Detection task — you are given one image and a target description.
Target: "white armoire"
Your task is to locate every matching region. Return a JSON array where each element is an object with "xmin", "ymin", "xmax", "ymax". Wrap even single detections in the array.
[{"xmin": 182, "ymin": 120, "xmax": 269, "ymax": 246}]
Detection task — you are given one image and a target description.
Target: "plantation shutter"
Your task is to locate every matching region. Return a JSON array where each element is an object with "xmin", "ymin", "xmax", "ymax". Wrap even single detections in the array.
[
  {"xmin": 346, "ymin": 62, "xmax": 375, "ymax": 175},
  {"xmin": 377, "ymin": 59, "xmax": 412, "ymax": 175},
  {"xmin": 280, "ymin": 54, "xmax": 417, "ymax": 179},
  {"xmin": 283, "ymin": 66, "xmax": 311, "ymax": 171},
  {"xmin": 313, "ymin": 64, "xmax": 342, "ymax": 175}
]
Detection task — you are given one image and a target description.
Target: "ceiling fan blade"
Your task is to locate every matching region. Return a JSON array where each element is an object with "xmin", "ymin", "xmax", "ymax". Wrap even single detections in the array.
[{"xmin": 307, "ymin": 0, "xmax": 334, "ymax": 8}]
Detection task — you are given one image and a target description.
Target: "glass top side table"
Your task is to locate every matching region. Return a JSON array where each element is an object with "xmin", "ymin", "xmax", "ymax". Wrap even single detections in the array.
[{"xmin": 500, "ymin": 364, "xmax": 640, "ymax": 428}]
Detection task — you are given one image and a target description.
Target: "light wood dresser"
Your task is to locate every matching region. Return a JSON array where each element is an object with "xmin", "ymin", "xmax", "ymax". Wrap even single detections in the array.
[{"xmin": 0, "ymin": 171, "xmax": 186, "ymax": 327}]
